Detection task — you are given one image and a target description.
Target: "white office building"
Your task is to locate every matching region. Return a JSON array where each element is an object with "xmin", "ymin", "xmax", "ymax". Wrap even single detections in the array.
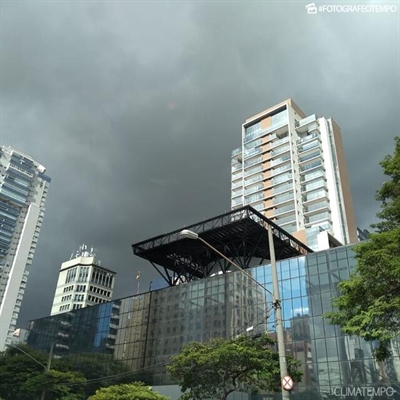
[
  {"xmin": 231, "ymin": 99, "xmax": 358, "ymax": 250},
  {"xmin": 0, "ymin": 146, "xmax": 51, "ymax": 350},
  {"xmin": 50, "ymin": 245, "xmax": 116, "ymax": 316}
]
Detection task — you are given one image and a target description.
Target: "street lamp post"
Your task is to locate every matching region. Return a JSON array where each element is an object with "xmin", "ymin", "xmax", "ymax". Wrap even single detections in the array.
[
  {"xmin": 8, "ymin": 341, "xmax": 54, "ymax": 400},
  {"xmin": 180, "ymin": 229, "xmax": 290, "ymax": 400},
  {"xmin": 267, "ymin": 225, "xmax": 290, "ymax": 400},
  {"xmin": 40, "ymin": 341, "xmax": 55, "ymax": 400}
]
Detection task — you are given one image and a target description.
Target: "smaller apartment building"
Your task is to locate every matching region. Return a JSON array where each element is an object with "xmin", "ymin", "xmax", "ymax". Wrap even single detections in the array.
[{"xmin": 50, "ymin": 245, "xmax": 115, "ymax": 315}]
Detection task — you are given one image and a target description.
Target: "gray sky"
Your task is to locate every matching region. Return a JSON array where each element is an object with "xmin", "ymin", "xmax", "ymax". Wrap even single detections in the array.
[{"xmin": 0, "ymin": 0, "xmax": 398, "ymax": 326}]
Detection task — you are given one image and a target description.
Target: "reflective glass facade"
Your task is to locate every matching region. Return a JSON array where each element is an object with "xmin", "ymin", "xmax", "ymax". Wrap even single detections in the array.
[{"xmin": 27, "ymin": 245, "xmax": 400, "ymax": 399}]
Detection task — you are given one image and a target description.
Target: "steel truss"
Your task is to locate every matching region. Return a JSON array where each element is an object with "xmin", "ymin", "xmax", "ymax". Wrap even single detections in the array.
[{"xmin": 132, "ymin": 206, "xmax": 313, "ymax": 286}]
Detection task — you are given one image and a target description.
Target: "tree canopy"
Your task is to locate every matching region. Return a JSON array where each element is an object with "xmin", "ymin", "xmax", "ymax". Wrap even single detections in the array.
[
  {"xmin": 0, "ymin": 345, "xmax": 153, "ymax": 399},
  {"xmin": 0, "ymin": 345, "xmax": 86, "ymax": 400},
  {"xmin": 372, "ymin": 136, "xmax": 400, "ymax": 232},
  {"xmin": 167, "ymin": 333, "xmax": 302, "ymax": 400},
  {"xmin": 87, "ymin": 382, "xmax": 169, "ymax": 400},
  {"xmin": 20, "ymin": 369, "xmax": 86, "ymax": 400},
  {"xmin": 325, "ymin": 136, "xmax": 400, "ymax": 361}
]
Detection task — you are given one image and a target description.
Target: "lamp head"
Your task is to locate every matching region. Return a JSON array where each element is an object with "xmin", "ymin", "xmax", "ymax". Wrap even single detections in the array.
[{"xmin": 180, "ymin": 229, "xmax": 199, "ymax": 240}]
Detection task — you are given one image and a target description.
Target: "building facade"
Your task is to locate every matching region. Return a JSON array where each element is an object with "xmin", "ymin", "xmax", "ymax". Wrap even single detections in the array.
[
  {"xmin": 9, "ymin": 328, "xmax": 28, "ymax": 345},
  {"xmin": 0, "ymin": 146, "xmax": 50, "ymax": 351},
  {"xmin": 27, "ymin": 245, "xmax": 400, "ymax": 399},
  {"xmin": 50, "ymin": 245, "xmax": 116, "ymax": 315},
  {"xmin": 231, "ymin": 99, "xmax": 358, "ymax": 250}
]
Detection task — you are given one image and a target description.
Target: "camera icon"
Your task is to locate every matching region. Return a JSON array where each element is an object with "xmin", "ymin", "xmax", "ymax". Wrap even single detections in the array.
[{"xmin": 305, "ymin": 3, "xmax": 318, "ymax": 14}]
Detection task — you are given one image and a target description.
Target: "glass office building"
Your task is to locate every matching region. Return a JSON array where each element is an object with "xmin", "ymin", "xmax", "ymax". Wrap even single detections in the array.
[{"xmin": 27, "ymin": 245, "xmax": 400, "ymax": 399}]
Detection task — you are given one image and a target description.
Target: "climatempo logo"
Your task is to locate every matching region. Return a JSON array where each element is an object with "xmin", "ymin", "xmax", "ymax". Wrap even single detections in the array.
[
  {"xmin": 305, "ymin": 3, "xmax": 318, "ymax": 14},
  {"xmin": 332, "ymin": 386, "xmax": 396, "ymax": 397}
]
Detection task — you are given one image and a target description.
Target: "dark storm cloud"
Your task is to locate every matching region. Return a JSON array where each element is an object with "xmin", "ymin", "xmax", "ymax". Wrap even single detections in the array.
[{"xmin": 0, "ymin": 1, "xmax": 398, "ymax": 324}]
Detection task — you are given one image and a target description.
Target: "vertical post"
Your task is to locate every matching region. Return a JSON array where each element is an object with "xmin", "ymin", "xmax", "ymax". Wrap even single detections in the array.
[
  {"xmin": 46, "ymin": 341, "xmax": 54, "ymax": 371},
  {"xmin": 268, "ymin": 225, "xmax": 290, "ymax": 400},
  {"xmin": 40, "ymin": 341, "xmax": 54, "ymax": 400},
  {"xmin": 136, "ymin": 271, "xmax": 141, "ymax": 295},
  {"xmin": 142, "ymin": 292, "xmax": 152, "ymax": 369}
]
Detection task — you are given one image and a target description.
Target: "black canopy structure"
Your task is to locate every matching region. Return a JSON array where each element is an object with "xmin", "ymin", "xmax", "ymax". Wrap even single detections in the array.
[{"xmin": 132, "ymin": 206, "xmax": 313, "ymax": 286}]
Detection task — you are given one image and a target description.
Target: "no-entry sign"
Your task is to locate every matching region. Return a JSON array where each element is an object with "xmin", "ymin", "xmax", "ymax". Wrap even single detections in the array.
[{"xmin": 282, "ymin": 375, "xmax": 294, "ymax": 391}]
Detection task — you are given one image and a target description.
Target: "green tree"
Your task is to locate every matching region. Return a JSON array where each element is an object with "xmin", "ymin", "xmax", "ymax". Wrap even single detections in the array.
[
  {"xmin": 167, "ymin": 333, "xmax": 302, "ymax": 400},
  {"xmin": 20, "ymin": 370, "xmax": 86, "ymax": 400},
  {"xmin": 0, "ymin": 345, "xmax": 45, "ymax": 400},
  {"xmin": 0, "ymin": 345, "xmax": 86, "ymax": 400},
  {"xmin": 325, "ymin": 137, "xmax": 400, "ymax": 361},
  {"xmin": 87, "ymin": 382, "xmax": 169, "ymax": 400}
]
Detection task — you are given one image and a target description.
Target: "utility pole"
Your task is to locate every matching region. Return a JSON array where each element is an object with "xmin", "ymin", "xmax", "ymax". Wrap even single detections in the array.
[
  {"xmin": 268, "ymin": 225, "xmax": 290, "ymax": 400},
  {"xmin": 40, "ymin": 341, "xmax": 54, "ymax": 400}
]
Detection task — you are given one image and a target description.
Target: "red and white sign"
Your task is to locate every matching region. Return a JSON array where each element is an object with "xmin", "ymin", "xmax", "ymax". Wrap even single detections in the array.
[{"xmin": 281, "ymin": 375, "xmax": 294, "ymax": 391}]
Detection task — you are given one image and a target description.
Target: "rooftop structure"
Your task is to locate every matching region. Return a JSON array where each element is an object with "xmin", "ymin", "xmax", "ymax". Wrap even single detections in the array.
[{"xmin": 132, "ymin": 205, "xmax": 312, "ymax": 286}]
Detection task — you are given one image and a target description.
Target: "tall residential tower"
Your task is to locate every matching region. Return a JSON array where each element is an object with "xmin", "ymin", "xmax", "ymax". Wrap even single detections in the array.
[
  {"xmin": 0, "ymin": 146, "xmax": 51, "ymax": 350},
  {"xmin": 231, "ymin": 99, "xmax": 357, "ymax": 250}
]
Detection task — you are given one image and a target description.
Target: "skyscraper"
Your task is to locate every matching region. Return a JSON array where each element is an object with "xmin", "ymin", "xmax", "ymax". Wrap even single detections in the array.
[
  {"xmin": 50, "ymin": 245, "xmax": 115, "ymax": 316},
  {"xmin": 231, "ymin": 99, "xmax": 357, "ymax": 250},
  {"xmin": 0, "ymin": 146, "xmax": 51, "ymax": 350}
]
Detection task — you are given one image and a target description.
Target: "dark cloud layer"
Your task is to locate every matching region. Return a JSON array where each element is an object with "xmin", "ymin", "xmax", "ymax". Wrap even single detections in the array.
[{"xmin": 0, "ymin": 1, "xmax": 398, "ymax": 326}]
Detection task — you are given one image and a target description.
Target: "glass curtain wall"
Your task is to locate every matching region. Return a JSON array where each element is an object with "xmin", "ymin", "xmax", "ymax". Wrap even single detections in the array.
[{"xmin": 27, "ymin": 246, "xmax": 400, "ymax": 399}]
